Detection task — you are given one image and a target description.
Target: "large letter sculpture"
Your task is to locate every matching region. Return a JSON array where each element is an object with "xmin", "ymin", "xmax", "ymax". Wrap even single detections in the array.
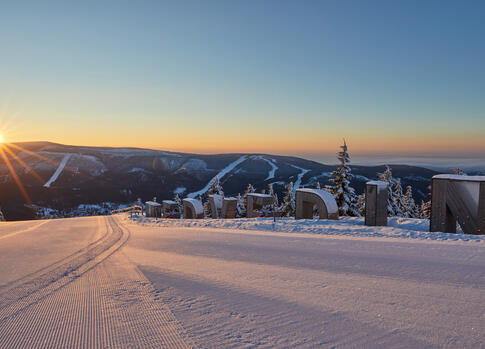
[
  {"xmin": 183, "ymin": 198, "xmax": 204, "ymax": 219},
  {"xmin": 295, "ymin": 189, "xmax": 339, "ymax": 220},
  {"xmin": 430, "ymin": 175, "xmax": 485, "ymax": 234},
  {"xmin": 365, "ymin": 181, "xmax": 388, "ymax": 226}
]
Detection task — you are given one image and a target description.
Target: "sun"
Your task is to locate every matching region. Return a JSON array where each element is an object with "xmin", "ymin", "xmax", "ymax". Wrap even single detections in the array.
[{"xmin": 0, "ymin": 135, "xmax": 3, "ymax": 143}]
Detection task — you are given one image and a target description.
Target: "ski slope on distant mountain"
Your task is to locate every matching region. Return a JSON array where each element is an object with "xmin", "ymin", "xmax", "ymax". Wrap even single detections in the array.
[
  {"xmin": 187, "ymin": 156, "xmax": 248, "ymax": 198},
  {"xmin": 290, "ymin": 164, "xmax": 310, "ymax": 191},
  {"xmin": 43, "ymin": 154, "xmax": 71, "ymax": 188},
  {"xmin": 263, "ymin": 157, "xmax": 278, "ymax": 180}
]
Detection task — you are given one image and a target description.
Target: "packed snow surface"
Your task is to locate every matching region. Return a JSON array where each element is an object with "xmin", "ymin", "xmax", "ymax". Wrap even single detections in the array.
[
  {"xmin": 187, "ymin": 156, "xmax": 247, "ymax": 198},
  {"xmin": 1, "ymin": 215, "xmax": 484, "ymax": 348},
  {"xmin": 123, "ymin": 215, "xmax": 485, "ymax": 347},
  {"xmin": 43, "ymin": 154, "xmax": 72, "ymax": 188}
]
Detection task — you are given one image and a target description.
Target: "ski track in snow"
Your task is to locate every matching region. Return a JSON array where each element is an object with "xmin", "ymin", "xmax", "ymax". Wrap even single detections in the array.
[
  {"xmin": 290, "ymin": 165, "xmax": 310, "ymax": 191},
  {"xmin": 187, "ymin": 156, "xmax": 247, "ymax": 198},
  {"xmin": 0, "ymin": 216, "xmax": 191, "ymax": 348},
  {"xmin": 43, "ymin": 154, "xmax": 72, "ymax": 188}
]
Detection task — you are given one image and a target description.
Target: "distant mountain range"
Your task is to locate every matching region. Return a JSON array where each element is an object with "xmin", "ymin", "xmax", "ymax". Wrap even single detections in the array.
[{"xmin": 0, "ymin": 142, "xmax": 443, "ymax": 220}]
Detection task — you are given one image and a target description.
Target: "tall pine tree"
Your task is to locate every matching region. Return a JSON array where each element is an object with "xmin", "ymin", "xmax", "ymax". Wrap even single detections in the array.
[
  {"xmin": 203, "ymin": 177, "xmax": 224, "ymax": 217},
  {"xmin": 236, "ymin": 193, "xmax": 246, "ymax": 218},
  {"xmin": 280, "ymin": 182, "xmax": 295, "ymax": 217},
  {"xmin": 173, "ymin": 194, "xmax": 183, "ymax": 217},
  {"xmin": 402, "ymin": 186, "xmax": 418, "ymax": 218},
  {"xmin": 393, "ymin": 178, "xmax": 405, "ymax": 217},
  {"xmin": 377, "ymin": 165, "xmax": 396, "ymax": 216},
  {"xmin": 329, "ymin": 140, "xmax": 359, "ymax": 216}
]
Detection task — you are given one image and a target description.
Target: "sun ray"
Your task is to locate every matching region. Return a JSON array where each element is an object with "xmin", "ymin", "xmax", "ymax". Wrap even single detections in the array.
[
  {"xmin": 2, "ymin": 144, "xmax": 46, "ymax": 184},
  {"xmin": 7, "ymin": 143, "xmax": 60, "ymax": 167},
  {"xmin": 7, "ymin": 142, "xmax": 99, "ymax": 183},
  {"xmin": 0, "ymin": 146, "xmax": 32, "ymax": 205}
]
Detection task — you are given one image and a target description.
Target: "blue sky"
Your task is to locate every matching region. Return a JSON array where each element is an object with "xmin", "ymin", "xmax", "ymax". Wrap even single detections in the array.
[{"xmin": 0, "ymin": 0, "xmax": 484, "ymax": 165}]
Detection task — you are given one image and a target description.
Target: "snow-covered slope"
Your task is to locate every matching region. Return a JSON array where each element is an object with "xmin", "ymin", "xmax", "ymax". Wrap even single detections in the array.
[
  {"xmin": 43, "ymin": 154, "xmax": 71, "ymax": 188},
  {"xmin": 187, "ymin": 155, "xmax": 248, "ymax": 198}
]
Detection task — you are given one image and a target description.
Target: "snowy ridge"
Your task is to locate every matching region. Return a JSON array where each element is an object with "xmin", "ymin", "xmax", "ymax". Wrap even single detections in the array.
[
  {"xmin": 125, "ymin": 215, "xmax": 485, "ymax": 243},
  {"xmin": 290, "ymin": 165, "xmax": 310, "ymax": 192},
  {"xmin": 43, "ymin": 154, "xmax": 72, "ymax": 188},
  {"xmin": 187, "ymin": 156, "xmax": 248, "ymax": 198}
]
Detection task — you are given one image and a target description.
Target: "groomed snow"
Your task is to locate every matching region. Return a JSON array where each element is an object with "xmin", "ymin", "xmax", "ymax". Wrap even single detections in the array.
[
  {"xmin": 1, "ymin": 215, "xmax": 484, "ymax": 347},
  {"xmin": 43, "ymin": 154, "xmax": 72, "ymax": 188},
  {"xmin": 187, "ymin": 156, "xmax": 247, "ymax": 198},
  {"xmin": 123, "ymin": 215, "xmax": 485, "ymax": 347}
]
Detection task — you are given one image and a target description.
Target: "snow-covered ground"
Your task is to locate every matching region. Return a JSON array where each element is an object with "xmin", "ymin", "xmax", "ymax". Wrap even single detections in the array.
[
  {"xmin": 127, "ymin": 215, "xmax": 484, "ymax": 243},
  {"xmin": 123, "ymin": 215, "xmax": 485, "ymax": 347},
  {"xmin": 0, "ymin": 214, "xmax": 484, "ymax": 348}
]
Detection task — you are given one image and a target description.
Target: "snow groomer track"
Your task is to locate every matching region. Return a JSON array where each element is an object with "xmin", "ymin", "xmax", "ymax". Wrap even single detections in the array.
[{"xmin": 0, "ymin": 216, "xmax": 190, "ymax": 348}]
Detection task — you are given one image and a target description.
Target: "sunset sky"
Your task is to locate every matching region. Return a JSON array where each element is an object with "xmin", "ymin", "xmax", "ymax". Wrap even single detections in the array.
[{"xmin": 0, "ymin": 1, "xmax": 484, "ymax": 164}]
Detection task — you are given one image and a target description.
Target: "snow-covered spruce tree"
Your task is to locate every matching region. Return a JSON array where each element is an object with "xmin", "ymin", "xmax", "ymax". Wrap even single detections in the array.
[
  {"xmin": 377, "ymin": 165, "xmax": 396, "ymax": 216},
  {"xmin": 329, "ymin": 140, "xmax": 359, "ymax": 216},
  {"xmin": 392, "ymin": 178, "xmax": 405, "ymax": 217},
  {"xmin": 242, "ymin": 183, "xmax": 256, "ymax": 210},
  {"xmin": 419, "ymin": 184, "xmax": 432, "ymax": 219},
  {"xmin": 173, "ymin": 194, "xmax": 183, "ymax": 217},
  {"xmin": 261, "ymin": 183, "xmax": 278, "ymax": 217},
  {"xmin": 279, "ymin": 182, "xmax": 295, "ymax": 217},
  {"xmin": 268, "ymin": 183, "xmax": 279, "ymax": 207},
  {"xmin": 203, "ymin": 177, "xmax": 224, "ymax": 217},
  {"xmin": 236, "ymin": 193, "xmax": 246, "ymax": 218},
  {"xmin": 357, "ymin": 193, "xmax": 366, "ymax": 217},
  {"xmin": 419, "ymin": 200, "xmax": 431, "ymax": 219},
  {"xmin": 402, "ymin": 186, "xmax": 418, "ymax": 218}
]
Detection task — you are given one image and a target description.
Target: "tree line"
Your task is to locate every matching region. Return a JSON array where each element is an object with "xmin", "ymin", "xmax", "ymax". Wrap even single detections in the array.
[{"xmin": 167, "ymin": 141, "xmax": 434, "ymax": 219}]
